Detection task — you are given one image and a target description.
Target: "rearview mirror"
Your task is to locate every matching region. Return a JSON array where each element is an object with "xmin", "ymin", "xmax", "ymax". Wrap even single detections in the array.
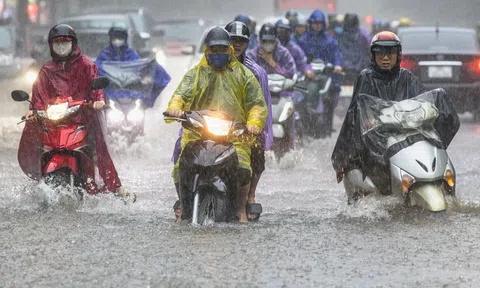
[
  {"xmin": 151, "ymin": 27, "xmax": 165, "ymax": 37},
  {"xmin": 90, "ymin": 77, "xmax": 110, "ymax": 91},
  {"xmin": 11, "ymin": 90, "xmax": 30, "ymax": 102},
  {"xmin": 181, "ymin": 45, "xmax": 195, "ymax": 55}
]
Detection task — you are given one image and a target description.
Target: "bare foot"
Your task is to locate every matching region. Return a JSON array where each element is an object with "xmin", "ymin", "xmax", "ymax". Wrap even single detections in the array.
[{"xmin": 238, "ymin": 212, "xmax": 248, "ymax": 223}]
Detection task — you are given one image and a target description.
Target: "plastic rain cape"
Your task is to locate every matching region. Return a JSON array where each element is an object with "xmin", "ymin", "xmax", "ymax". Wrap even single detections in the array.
[
  {"xmin": 167, "ymin": 46, "xmax": 268, "ymax": 182},
  {"xmin": 357, "ymin": 88, "xmax": 460, "ymax": 166},
  {"xmin": 96, "ymin": 58, "xmax": 158, "ymax": 107}
]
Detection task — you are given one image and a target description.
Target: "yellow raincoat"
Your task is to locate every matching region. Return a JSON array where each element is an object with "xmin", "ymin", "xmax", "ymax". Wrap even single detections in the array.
[{"xmin": 167, "ymin": 46, "xmax": 268, "ymax": 183}]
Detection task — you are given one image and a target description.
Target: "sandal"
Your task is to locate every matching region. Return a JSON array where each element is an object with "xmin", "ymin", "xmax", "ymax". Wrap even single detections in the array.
[{"xmin": 246, "ymin": 203, "xmax": 262, "ymax": 222}]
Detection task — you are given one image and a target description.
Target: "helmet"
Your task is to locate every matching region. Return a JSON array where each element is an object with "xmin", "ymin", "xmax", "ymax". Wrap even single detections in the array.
[
  {"xmin": 225, "ymin": 21, "xmax": 250, "ymax": 40},
  {"xmin": 275, "ymin": 18, "xmax": 291, "ymax": 30},
  {"xmin": 204, "ymin": 27, "xmax": 231, "ymax": 47},
  {"xmin": 48, "ymin": 24, "xmax": 77, "ymax": 43},
  {"xmin": 370, "ymin": 31, "xmax": 402, "ymax": 63},
  {"xmin": 285, "ymin": 10, "xmax": 298, "ymax": 21},
  {"xmin": 343, "ymin": 13, "xmax": 359, "ymax": 31},
  {"xmin": 295, "ymin": 14, "xmax": 308, "ymax": 26},
  {"xmin": 259, "ymin": 23, "xmax": 277, "ymax": 41},
  {"xmin": 234, "ymin": 14, "xmax": 249, "ymax": 25},
  {"xmin": 108, "ymin": 26, "xmax": 128, "ymax": 39}
]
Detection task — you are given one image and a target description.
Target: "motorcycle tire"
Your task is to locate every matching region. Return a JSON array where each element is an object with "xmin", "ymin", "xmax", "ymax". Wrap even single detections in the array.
[{"xmin": 197, "ymin": 193, "xmax": 228, "ymax": 224}]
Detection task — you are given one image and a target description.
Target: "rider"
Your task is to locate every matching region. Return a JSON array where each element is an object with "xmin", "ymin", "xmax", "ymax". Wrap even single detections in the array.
[
  {"xmin": 336, "ymin": 13, "xmax": 371, "ymax": 77},
  {"xmin": 275, "ymin": 18, "xmax": 314, "ymax": 78},
  {"xmin": 247, "ymin": 23, "xmax": 296, "ymax": 79},
  {"xmin": 95, "ymin": 27, "xmax": 171, "ymax": 108},
  {"xmin": 291, "ymin": 13, "xmax": 308, "ymax": 42},
  {"xmin": 331, "ymin": 31, "xmax": 427, "ymax": 190},
  {"xmin": 22, "ymin": 24, "xmax": 131, "ymax": 199},
  {"xmin": 234, "ymin": 14, "xmax": 257, "ymax": 50},
  {"xmin": 225, "ymin": 21, "xmax": 273, "ymax": 220},
  {"xmin": 165, "ymin": 27, "xmax": 268, "ymax": 223}
]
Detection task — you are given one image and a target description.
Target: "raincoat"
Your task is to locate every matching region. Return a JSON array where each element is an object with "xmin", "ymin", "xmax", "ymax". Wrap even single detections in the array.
[
  {"xmin": 337, "ymin": 29, "xmax": 370, "ymax": 73},
  {"xmin": 283, "ymin": 40, "xmax": 311, "ymax": 74},
  {"xmin": 19, "ymin": 45, "xmax": 122, "ymax": 193},
  {"xmin": 95, "ymin": 57, "xmax": 171, "ymax": 108},
  {"xmin": 167, "ymin": 46, "xmax": 268, "ymax": 183},
  {"xmin": 331, "ymin": 66, "xmax": 460, "ymax": 180},
  {"xmin": 247, "ymin": 39, "xmax": 296, "ymax": 78},
  {"xmin": 96, "ymin": 43, "xmax": 141, "ymax": 62},
  {"xmin": 297, "ymin": 10, "xmax": 343, "ymax": 89}
]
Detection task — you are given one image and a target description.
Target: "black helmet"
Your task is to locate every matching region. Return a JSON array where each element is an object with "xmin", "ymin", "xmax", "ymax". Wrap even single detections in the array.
[
  {"xmin": 285, "ymin": 10, "xmax": 298, "ymax": 21},
  {"xmin": 343, "ymin": 13, "xmax": 359, "ymax": 31},
  {"xmin": 108, "ymin": 26, "xmax": 128, "ymax": 39},
  {"xmin": 259, "ymin": 23, "xmax": 277, "ymax": 41},
  {"xmin": 48, "ymin": 24, "xmax": 77, "ymax": 43},
  {"xmin": 204, "ymin": 27, "xmax": 231, "ymax": 47},
  {"xmin": 225, "ymin": 21, "xmax": 250, "ymax": 41}
]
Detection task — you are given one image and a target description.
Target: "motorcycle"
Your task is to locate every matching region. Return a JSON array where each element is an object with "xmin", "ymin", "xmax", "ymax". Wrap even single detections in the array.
[
  {"xmin": 344, "ymin": 90, "xmax": 456, "ymax": 212},
  {"xmin": 267, "ymin": 74, "xmax": 296, "ymax": 160},
  {"xmin": 337, "ymin": 68, "xmax": 358, "ymax": 117},
  {"xmin": 294, "ymin": 59, "xmax": 337, "ymax": 139},
  {"xmin": 12, "ymin": 77, "xmax": 110, "ymax": 198},
  {"xmin": 98, "ymin": 58, "xmax": 157, "ymax": 143},
  {"xmin": 164, "ymin": 110, "xmax": 262, "ymax": 225}
]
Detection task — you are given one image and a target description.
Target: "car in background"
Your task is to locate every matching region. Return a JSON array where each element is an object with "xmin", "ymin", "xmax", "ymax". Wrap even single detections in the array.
[
  {"xmin": 398, "ymin": 26, "xmax": 480, "ymax": 120},
  {"xmin": 153, "ymin": 18, "xmax": 210, "ymax": 56}
]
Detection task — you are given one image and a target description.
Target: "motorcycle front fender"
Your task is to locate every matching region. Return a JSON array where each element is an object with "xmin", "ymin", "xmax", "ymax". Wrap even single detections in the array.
[
  {"xmin": 43, "ymin": 154, "xmax": 79, "ymax": 176},
  {"xmin": 409, "ymin": 184, "xmax": 446, "ymax": 212}
]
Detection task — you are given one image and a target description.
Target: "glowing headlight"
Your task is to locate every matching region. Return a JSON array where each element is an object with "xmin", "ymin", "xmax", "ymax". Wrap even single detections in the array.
[
  {"xmin": 401, "ymin": 170, "xmax": 416, "ymax": 193},
  {"xmin": 46, "ymin": 102, "xmax": 69, "ymax": 120},
  {"xmin": 127, "ymin": 99, "xmax": 144, "ymax": 122},
  {"xmin": 107, "ymin": 100, "xmax": 125, "ymax": 123},
  {"xmin": 203, "ymin": 116, "xmax": 232, "ymax": 136},
  {"xmin": 444, "ymin": 164, "xmax": 455, "ymax": 187},
  {"xmin": 156, "ymin": 50, "xmax": 167, "ymax": 66},
  {"xmin": 26, "ymin": 70, "xmax": 38, "ymax": 84},
  {"xmin": 278, "ymin": 101, "xmax": 294, "ymax": 122}
]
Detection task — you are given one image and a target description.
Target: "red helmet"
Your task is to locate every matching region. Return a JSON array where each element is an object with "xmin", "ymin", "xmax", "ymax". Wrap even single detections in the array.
[{"xmin": 370, "ymin": 31, "xmax": 401, "ymax": 54}]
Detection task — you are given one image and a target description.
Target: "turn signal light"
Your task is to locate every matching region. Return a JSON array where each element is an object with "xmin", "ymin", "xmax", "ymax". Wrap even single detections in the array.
[
  {"xmin": 401, "ymin": 172, "xmax": 416, "ymax": 193},
  {"xmin": 445, "ymin": 169, "xmax": 455, "ymax": 187},
  {"xmin": 400, "ymin": 59, "xmax": 417, "ymax": 70}
]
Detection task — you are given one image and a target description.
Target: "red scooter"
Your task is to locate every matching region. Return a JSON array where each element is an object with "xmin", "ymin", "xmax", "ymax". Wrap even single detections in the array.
[{"xmin": 13, "ymin": 77, "xmax": 110, "ymax": 197}]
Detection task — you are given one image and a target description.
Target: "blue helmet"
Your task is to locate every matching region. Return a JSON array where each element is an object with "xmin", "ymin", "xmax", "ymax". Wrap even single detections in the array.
[{"xmin": 234, "ymin": 14, "xmax": 249, "ymax": 25}]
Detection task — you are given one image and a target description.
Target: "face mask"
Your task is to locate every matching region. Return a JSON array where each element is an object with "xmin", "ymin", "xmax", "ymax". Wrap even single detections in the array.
[
  {"xmin": 207, "ymin": 53, "xmax": 230, "ymax": 70},
  {"xmin": 334, "ymin": 27, "xmax": 344, "ymax": 35},
  {"xmin": 52, "ymin": 41, "xmax": 73, "ymax": 57},
  {"xmin": 261, "ymin": 43, "xmax": 276, "ymax": 53},
  {"xmin": 112, "ymin": 39, "xmax": 125, "ymax": 48}
]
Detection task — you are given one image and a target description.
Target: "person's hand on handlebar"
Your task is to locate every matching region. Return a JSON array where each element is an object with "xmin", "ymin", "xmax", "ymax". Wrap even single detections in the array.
[
  {"xmin": 247, "ymin": 125, "xmax": 261, "ymax": 135},
  {"xmin": 25, "ymin": 110, "xmax": 34, "ymax": 118},
  {"xmin": 334, "ymin": 66, "xmax": 343, "ymax": 73},
  {"xmin": 305, "ymin": 70, "xmax": 315, "ymax": 79},
  {"xmin": 93, "ymin": 100, "xmax": 106, "ymax": 110},
  {"xmin": 165, "ymin": 109, "xmax": 183, "ymax": 118}
]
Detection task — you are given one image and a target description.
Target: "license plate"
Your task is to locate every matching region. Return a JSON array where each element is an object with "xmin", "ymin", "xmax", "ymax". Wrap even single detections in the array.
[
  {"xmin": 340, "ymin": 85, "xmax": 354, "ymax": 97},
  {"xmin": 428, "ymin": 66, "xmax": 452, "ymax": 78}
]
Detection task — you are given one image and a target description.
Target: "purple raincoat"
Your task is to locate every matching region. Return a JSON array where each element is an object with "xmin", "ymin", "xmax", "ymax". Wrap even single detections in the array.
[
  {"xmin": 246, "ymin": 39, "xmax": 296, "ymax": 78},
  {"xmin": 283, "ymin": 41, "xmax": 311, "ymax": 74}
]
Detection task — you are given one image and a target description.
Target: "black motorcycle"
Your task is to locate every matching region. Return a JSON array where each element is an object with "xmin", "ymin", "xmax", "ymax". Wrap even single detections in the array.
[
  {"xmin": 164, "ymin": 110, "xmax": 262, "ymax": 225},
  {"xmin": 294, "ymin": 59, "xmax": 337, "ymax": 138}
]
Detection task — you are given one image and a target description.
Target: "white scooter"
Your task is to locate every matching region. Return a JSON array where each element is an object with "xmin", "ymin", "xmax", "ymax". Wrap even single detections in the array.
[{"xmin": 344, "ymin": 95, "xmax": 456, "ymax": 212}]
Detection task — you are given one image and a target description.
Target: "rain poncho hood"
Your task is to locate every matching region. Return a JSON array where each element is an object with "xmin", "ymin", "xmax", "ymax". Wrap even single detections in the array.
[
  {"xmin": 95, "ymin": 58, "xmax": 171, "ymax": 108},
  {"xmin": 19, "ymin": 45, "xmax": 122, "ymax": 192},
  {"xmin": 166, "ymin": 46, "xmax": 268, "ymax": 182},
  {"xmin": 308, "ymin": 10, "xmax": 328, "ymax": 27},
  {"xmin": 337, "ymin": 29, "xmax": 370, "ymax": 72},
  {"xmin": 331, "ymin": 67, "xmax": 460, "ymax": 178}
]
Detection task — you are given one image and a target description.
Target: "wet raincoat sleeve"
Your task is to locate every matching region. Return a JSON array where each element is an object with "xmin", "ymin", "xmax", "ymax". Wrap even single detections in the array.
[{"xmin": 149, "ymin": 63, "xmax": 171, "ymax": 106}]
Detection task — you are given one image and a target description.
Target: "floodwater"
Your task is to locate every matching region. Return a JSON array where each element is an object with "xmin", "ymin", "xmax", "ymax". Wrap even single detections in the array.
[{"xmin": 1, "ymin": 56, "xmax": 480, "ymax": 287}]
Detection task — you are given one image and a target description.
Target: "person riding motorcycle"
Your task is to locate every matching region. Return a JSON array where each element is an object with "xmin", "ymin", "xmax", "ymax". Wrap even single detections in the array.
[
  {"xmin": 234, "ymin": 14, "xmax": 257, "ymax": 50},
  {"xmin": 247, "ymin": 23, "xmax": 296, "ymax": 79},
  {"xmin": 225, "ymin": 21, "xmax": 273, "ymax": 220},
  {"xmin": 336, "ymin": 13, "xmax": 371, "ymax": 76},
  {"xmin": 297, "ymin": 9, "xmax": 343, "ymax": 96},
  {"xmin": 95, "ymin": 27, "xmax": 171, "ymax": 108},
  {"xmin": 291, "ymin": 13, "xmax": 308, "ymax": 42},
  {"xmin": 165, "ymin": 27, "xmax": 268, "ymax": 223},
  {"xmin": 21, "ymin": 24, "xmax": 131, "ymax": 199},
  {"xmin": 275, "ymin": 18, "xmax": 314, "ymax": 78},
  {"xmin": 331, "ymin": 31, "xmax": 430, "ymax": 191}
]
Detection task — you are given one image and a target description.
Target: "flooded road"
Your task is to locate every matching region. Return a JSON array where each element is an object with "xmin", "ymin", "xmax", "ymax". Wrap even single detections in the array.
[{"xmin": 1, "ymin": 57, "xmax": 480, "ymax": 287}]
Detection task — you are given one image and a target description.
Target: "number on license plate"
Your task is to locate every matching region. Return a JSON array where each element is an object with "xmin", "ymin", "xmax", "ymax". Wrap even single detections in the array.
[{"xmin": 428, "ymin": 66, "xmax": 452, "ymax": 78}]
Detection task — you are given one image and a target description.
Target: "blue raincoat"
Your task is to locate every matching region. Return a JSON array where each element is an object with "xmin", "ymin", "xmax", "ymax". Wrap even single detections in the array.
[
  {"xmin": 96, "ymin": 44, "xmax": 141, "ymax": 62},
  {"xmin": 337, "ymin": 29, "xmax": 371, "ymax": 73}
]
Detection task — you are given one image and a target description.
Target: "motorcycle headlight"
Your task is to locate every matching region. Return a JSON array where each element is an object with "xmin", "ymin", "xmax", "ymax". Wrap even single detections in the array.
[
  {"xmin": 127, "ymin": 99, "xmax": 145, "ymax": 122},
  {"xmin": 26, "ymin": 70, "xmax": 38, "ymax": 84},
  {"xmin": 203, "ymin": 116, "xmax": 232, "ymax": 136},
  {"xmin": 278, "ymin": 101, "xmax": 294, "ymax": 122},
  {"xmin": 108, "ymin": 100, "xmax": 125, "ymax": 123},
  {"xmin": 46, "ymin": 102, "xmax": 69, "ymax": 120}
]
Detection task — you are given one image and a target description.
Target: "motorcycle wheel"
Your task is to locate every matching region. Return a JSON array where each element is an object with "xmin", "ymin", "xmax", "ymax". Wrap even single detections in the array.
[
  {"xmin": 44, "ymin": 168, "xmax": 83, "ymax": 201},
  {"xmin": 197, "ymin": 193, "xmax": 228, "ymax": 224}
]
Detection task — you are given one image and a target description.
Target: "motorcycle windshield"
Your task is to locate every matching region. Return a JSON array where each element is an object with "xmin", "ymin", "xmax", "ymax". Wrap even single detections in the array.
[
  {"xmin": 96, "ymin": 58, "xmax": 156, "ymax": 100},
  {"xmin": 357, "ymin": 88, "xmax": 460, "ymax": 164}
]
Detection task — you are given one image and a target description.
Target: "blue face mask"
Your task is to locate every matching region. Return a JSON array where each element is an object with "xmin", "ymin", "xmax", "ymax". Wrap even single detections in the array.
[
  {"xmin": 207, "ymin": 53, "xmax": 230, "ymax": 70},
  {"xmin": 334, "ymin": 27, "xmax": 344, "ymax": 35}
]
